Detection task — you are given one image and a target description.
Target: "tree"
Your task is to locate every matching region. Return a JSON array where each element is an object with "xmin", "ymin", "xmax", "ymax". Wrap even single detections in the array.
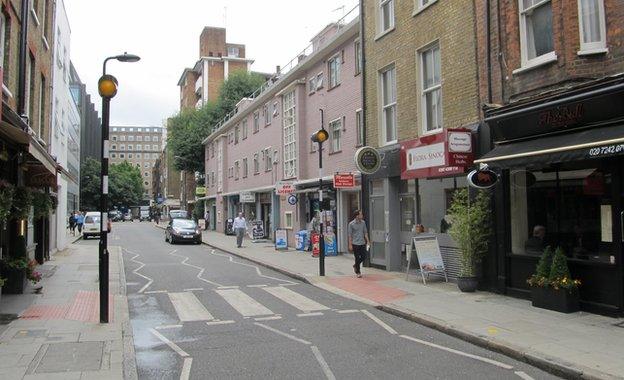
[
  {"xmin": 80, "ymin": 158, "xmax": 101, "ymax": 211},
  {"xmin": 167, "ymin": 71, "xmax": 266, "ymax": 173},
  {"xmin": 109, "ymin": 161, "xmax": 144, "ymax": 208}
]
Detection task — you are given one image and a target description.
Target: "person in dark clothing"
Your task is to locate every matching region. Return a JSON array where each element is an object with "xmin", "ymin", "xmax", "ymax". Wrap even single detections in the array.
[
  {"xmin": 348, "ymin": 210, "xmax": 370, "ymax": 278},
  {"xmin": 525, "ymin": 225, "xmax": 546, "ymax": 254},
  {"xmin": 68, "ymin": 212, "xmax": 76, "ymax": 236}
]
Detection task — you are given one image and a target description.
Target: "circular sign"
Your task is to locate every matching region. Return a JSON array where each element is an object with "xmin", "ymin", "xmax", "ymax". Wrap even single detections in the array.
[
  {"xmin": 355, "ymin": 146, "xmax": 381, "ymax": 175},
  {"xmin": 467, "ymin": 169, "xmax": 498, "ymax": 189},
  {"xmin": 287, "ymin": 194, "xmax": 298, "ymax": 205}
]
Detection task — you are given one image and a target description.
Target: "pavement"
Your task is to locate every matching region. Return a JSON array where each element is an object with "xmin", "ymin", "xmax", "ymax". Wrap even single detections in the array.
[
  {"xmin": 0, "ymin": 235, "xmax": 136, "ymax": 379},
  {"xmin": 157, "ymin": 224, "xmax": 624, "ymax": 380}
]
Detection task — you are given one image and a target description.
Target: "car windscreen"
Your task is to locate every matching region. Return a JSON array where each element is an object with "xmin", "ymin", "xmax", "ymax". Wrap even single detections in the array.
[
  {"xmin": 172, "ymin": 219, "xmax": 197, "ymax": 229},
  {"xmin": 85, "ymin": 216, "xmax": 100, "ymax": 224},
  {"xmin": 170, "ymin": 211, "xmax": 188, "ymax": 218}
]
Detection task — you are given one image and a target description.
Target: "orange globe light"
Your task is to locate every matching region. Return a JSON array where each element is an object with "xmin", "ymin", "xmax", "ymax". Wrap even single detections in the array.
[
  {"xmin": 311, "ymin": 129, "xmax": 329, "ymax": 144},
  {"xmin": 98, "ymin": 74, "xmax": 118, "ymax": 98}
]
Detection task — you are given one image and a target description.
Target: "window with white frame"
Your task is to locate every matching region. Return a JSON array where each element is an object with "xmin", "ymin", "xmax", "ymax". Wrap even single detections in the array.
[
  {"xmin": 328, "ymin": 55, "xmax": 341, "ymax": 88},
  {"xmin": 273, "ymin": 101, "xmax": 279, "ymax": 117},
  {"xmin": 112, "ymin": 136, "xmax": 117, "ymax": 141},
  {"xmin": 128, "ymin": 144, "xmax": 133, "ymax": 150},
  {"xmin": 284, "ymin": 211, "xmax": 294, "ymax": 229},
  {"xmin": 234, "ymin": 160, "xmax": 240, "ymax": 180},
  {"xmin": 253, "ymin": 111, "xmax": 260, "ymax": 133},
  {"xmin": 282, "ymin": 90, "xmax": 297, "ymax": 178},
  {"xmin": 379, "ymin": 0, "xmax": 395, "ymax": 34},
  {"xmin": 136, "ymin": 153, "xmax": 141, "ymax": 159},
  {"xmin": 111, "ymin": 153, "xmax": 117, "ymax": 158},
  {"xmin": 519, "ymin": 0, "xmax": 555, "ymax": 66},
  {"xmin": 111, "ymin": 144, "xmax": 117, "ymax": 150},
  {"xmin": 355, "ymin": 40, "xmax": 362, "ymax": 75},
  {"xmin": 145, "ymin": 136, "xmax": 151, "ymax": 142},
  {"xmin": 128, "ymin": 135, "xmax": 135, "ymax": 141},
  {"xmin": 356, "ymin": 109, "xmax": 364, "ymax": 146},
  {"xmin": 421, "ymin": 44, "xmax": 442, "ymax": 132},
  {"xmin": 578, "ymin": 0, "xmax": 607, "ymax": 53},
  {"xmin": 242, "ymin": 120, "xmax": 248, "ymax": 139},
  {"xmin": 416, "ymin": 0, "xmax": 436, "ymax": 11},
  {"xmin": 152, "ymin": 153, "xmax": 158, "ymax": 159},
  {"xmin": 136, "ymin": 144, "xmax": 142, "ymax": 150},
  {"xmin": 379, "ymin": 65, "xmax": 397, "ymax": 143},
  {"xmin": 234, "ymin": 126, "xmax": 239, "ymax": 144},
  {"xmin": 264, "ymin": 148, "xmax": 272, "ymax": 171},
  {"xmin": 120, "ymin": 135, "xmax": 126, "ymax": 141},
  {"xmin": 308, "ymin": 76, "xmax": 317, "ymax": 94},
  {"xmin": 243, "ymin": 158, "xmax": 248, "ymax": 178},
  {"xmin": 329, "ymin": 119, "xmax": 342, "ymax": 153},
  {"xmin": 120, "ymin": 153, "xmax": 125, "ymax": 158},
  {"xmin": 253, "ymin": 153, "xmax": 260, "ymax": 174},
  {"xmin": 129, "ymin": 153, "xmax": 133, "ymax": 159},
  {"xmin": 120, "ymin": 144, "xmax": 125, "ymax": 150},
  {"xmin": 137, "ymin": 136, "xmax": 142, "ymax": 141},
  {"xmin": 264, "ymin": 104, "xmax": 270, "ymax": 125},
  {"xmin": 153, "ymin": 136, "xmax": 159, "ymax": 142},
  {"xmin": 152, "ymin": 145, "xmax": 158, "ymax": 151},
  {"xmin": 316, "ymin": 72, "xmax": 324, "ymax": 90}
]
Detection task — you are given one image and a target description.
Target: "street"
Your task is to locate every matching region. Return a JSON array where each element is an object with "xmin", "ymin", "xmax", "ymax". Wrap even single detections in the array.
[{"xmin": 79, "ymin": 222, "xmax": 558, "ymax": 379}]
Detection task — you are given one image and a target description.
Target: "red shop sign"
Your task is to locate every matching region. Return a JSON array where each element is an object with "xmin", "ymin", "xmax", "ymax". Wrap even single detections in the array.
[
  {"xmin": 333, "ymin": 173, "xmax": 355, "ymax": 188},
  {"xmin": 400, "ymin": 129, "xmax": 474, "ymax": 180}
]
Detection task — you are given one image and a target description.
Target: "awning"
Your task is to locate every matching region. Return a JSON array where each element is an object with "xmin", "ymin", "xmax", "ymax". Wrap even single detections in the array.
[{"xmin": 475, "ymin": 124, "xmax": 624, "ymax": 168}]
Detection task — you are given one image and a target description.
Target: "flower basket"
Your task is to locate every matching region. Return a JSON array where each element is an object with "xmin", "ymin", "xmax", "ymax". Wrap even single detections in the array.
[{"xmin": 531, "ymin": 287, "xmax": 580, "ymax": 313}]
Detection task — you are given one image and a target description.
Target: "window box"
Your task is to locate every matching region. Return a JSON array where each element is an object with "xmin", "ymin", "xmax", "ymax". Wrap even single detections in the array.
[{"xmin": 530, "ymin": 287, "xmax": 580, "ymax": 313}]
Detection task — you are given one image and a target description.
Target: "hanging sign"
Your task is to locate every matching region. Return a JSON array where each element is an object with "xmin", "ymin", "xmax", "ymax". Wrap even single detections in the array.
[
  {"xmin": 333, "ymin": 173, "xmax": 355, "ymax": 188},
  {"xmin": 240, "ymin": 191, "xmax": 255, "ymax": 203},
  {"xmin": 275, "ymin": 181, "xmax": 295, "ymax": 195},
  {"xmin": 467, "ymin": 169, "xmax": 498, "ymax": 189},
  {"xmin": 354, "ymin": 146, "xmax": 381, "ymax": 174},
  {"xmin": 287, "ymin": 194, "xmax": 298, "ymax": 205}
]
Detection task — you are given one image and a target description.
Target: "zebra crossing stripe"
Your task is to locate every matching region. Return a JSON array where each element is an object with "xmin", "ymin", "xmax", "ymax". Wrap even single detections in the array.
[
  {"xmin": 168, "ymin": 292, "xmax": 214, "ymax": 322},
  {"xmin": 216, "ymin": 288, "xmax": 274, "ymax": 317},
  {"xmin": 263, "ymin": 286, "xmax": 329, "ymax": 312}
]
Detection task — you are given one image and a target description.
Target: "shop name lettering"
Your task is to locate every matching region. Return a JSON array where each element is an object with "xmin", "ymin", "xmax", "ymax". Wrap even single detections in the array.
[
  {"xmin": 588, "ymin": 144, "xmax": 624, "ymax": 157},
  {"xmin": 538, "ymin": 104, "xmax": 584, "ymax": 128},
  {"xmin": 410, "ymin": 151, "xmax": 444, "ymax": 162}
]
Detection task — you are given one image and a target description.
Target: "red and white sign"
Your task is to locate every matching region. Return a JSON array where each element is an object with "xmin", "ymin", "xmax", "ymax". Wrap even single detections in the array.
[
  {"xmin": 400, "ymin": 129, "xmax": 474, "ymax": 179},
  {"xmin": 333, "ymin": 173, "xmax": 355, "ymax": 188},
  {"xmin": 275, "ymin": 181, "xmax": 295, "ymax": 195}
]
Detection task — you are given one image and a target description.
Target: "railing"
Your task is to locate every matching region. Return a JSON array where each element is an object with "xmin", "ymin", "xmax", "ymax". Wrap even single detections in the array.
[{"xmin": 207, "ymin": 4, "xmax": 359, "ymax": 137}]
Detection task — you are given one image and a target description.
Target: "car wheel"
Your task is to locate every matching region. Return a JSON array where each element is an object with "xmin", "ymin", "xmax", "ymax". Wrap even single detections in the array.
[{"xmin": 83, "ymin": 234, "xmax": 88, "ymax": 240}]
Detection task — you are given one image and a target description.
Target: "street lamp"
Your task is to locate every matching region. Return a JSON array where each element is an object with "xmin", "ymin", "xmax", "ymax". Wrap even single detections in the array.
[
  {"xmin": 98, "ymin": 52, "xmax": 140, "ymax": 323},
  {"xmin": 311, "ymin": 109, "xmax": 329, "ymax": 276}
]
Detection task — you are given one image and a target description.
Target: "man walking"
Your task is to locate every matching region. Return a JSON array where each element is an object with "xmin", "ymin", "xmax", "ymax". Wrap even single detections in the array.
[
  {"xmin": 233, "ymin": 212, "xmax": 247, "ymax": 248},
  {"xmin": 348, "ymin": 210, "xmax": 369, "ymax": 278},
  {"xmin": 204, "ymin": 210, "xmax": 210, "ymax": 231},
  {"xmin": 68, "ymin": 212, "xmax": 76, "ymax": 236},
  {"xmin": 75, "ymin": 211, "xmax": 85, "ymax": 235}
]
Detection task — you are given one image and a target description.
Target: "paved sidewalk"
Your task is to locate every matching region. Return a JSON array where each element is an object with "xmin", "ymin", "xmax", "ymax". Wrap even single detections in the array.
[
  {"xmin": 173, "ymin": 225, "xmax": 624, "ymax": 380},
  {"xmin": 0, "ymin": 243, "xmax": 136, "ymax": 380}
]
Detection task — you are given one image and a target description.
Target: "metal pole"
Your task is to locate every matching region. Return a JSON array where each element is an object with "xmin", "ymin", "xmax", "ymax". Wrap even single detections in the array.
[
  {"xmin": 99, "ymin": 95, "xmax": 110, "ymax": 323},
  {"xmin": 318, "ymin": 109, "xmax": 325, "ymax": 276}
]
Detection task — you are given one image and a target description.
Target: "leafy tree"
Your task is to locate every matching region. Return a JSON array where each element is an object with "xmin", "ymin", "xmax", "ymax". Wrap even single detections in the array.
[
  {"xmin": 109, "ymin": 161, "xmax": 144, "ymax": 208},
  {"xmin": 216, "ymin": 71, "xmax": 266, "ymax": 118},
  {"xmin": 80, "ymin": 158, "xmax": 101, "ymax": 211}
]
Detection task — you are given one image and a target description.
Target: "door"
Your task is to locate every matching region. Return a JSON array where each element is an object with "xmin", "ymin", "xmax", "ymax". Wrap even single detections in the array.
[{"xmin": 370, "ymin": 195, "xmax": 386, "ymax": 265}]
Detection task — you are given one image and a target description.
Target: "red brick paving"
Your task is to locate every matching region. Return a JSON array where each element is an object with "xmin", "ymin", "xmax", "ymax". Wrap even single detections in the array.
[
  {"xmin": 327, "ymin": 275, "xmax": 408, "ymax": 304},
  {"xmin": 19, "ymin": 291, "xmax": 114, "ymax": 322}
]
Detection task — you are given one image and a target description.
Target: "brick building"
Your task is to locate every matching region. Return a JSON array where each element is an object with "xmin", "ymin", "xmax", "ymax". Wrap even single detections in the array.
[
  {"xmin": 202, "ymin": 8, "xmax": 362, "ymax": 251},
  {"xmin": 109, "ymin": 126, "xmax": 164, "ymax": 200},
  {"xmin": 361, "ymin": 0, "xmax": 481, "ymax": 272},
  {"xmin": 475, "ymin": 0, "xmax": 624, "ymax": 316}
]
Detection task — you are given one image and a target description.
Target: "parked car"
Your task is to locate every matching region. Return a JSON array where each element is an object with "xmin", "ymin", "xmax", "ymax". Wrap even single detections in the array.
[
  {"xmin": 139, "ymin": 206, "xmax": 150, "ymax": 222},
  {"xmin": 123, "ymin": 213, "xmax": 133, "ymax": 222},
  {"xmin": 165, "ymin": 218, "xmax": 202, "ymax": 244},
  {"xmin": 83, "ymin": 212, "xmax": 102, "ymax": 239},
  {"xmin": 169, "ymin": 210, "xmax": 188, "ymax": 220},
  {"xmin": 109, "ymin": 210, "xmax": 122, "ymax": 222}
]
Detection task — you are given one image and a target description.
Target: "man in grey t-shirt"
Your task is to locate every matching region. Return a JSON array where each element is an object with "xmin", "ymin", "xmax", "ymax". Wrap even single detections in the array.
[{"xmin": 348, "ymin": 210, "xmax": 369, "ymax": 278}]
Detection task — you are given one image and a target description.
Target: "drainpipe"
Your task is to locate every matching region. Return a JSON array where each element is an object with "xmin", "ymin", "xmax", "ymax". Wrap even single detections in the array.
[
  {"xmin": 18, "ymin": 0, "xmax": 30, "ymax": 120},
  {"xmin": 358, "ymin": 2, "xmax": 371, "ymax": 267},
  {"xmin": 486, "ymin": 0, "xmax": 493, "ymax": 104}
]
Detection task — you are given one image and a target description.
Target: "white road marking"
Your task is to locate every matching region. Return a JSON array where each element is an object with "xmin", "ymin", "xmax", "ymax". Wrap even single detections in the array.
[
  {"xmin": 149, "ymin": 328, "xmax": 189, "ymax": 357},
  {"xmin": 514, "ymin": 371, "xmax": 535, "ymax": 380},
  {"xmin": 180, "ymin": 357, "xmax": 192, "ymax": 380},
  {"xmin": 361, "ymin": 309, "xmax": 397, "ymax": 335},
  {"xmin": 217, "ymin": 286, "xmax": 240, "ymax": 289},
  {"xmin": 311, "ymin": 345, "xmax": 336, "ymax": 380},
  {"xmin": 155, "ymin": 325, "xmax": 183, "ymax": 330},
  {"xmin": 144, "ymin": 290, "xmax": 168, "ymax": 294},
  {"xmin": 183, "ymin": 288, "xmax": 204, "ymax": 292},
  {"xmin": 254, "ymin": 322, "xmax": 311, "ymax": 345},
  {"xmin": 247, "ymin": 284, "xmax": 268, "ymax": 288},
  {"xmin": 125, "ymin": 282, "xmax": 140, "ymax": 286},
  {"xmin": 126, "ymin": 251, "xmax": 153, "ymax": 294},
  {"xmin": 168, "ymin": 249, "xmax": 223, "ymax": 287},
  {"xmin": 255, "ymin": 316, "xmax": 282, "ymax": 321},
  {"xmin": 297, "ymin": 312, "xmax": 324, "ymax": 317},
  {"xmin": 400, "ymin": 335, "xmax": 514, "ymax": 370},
  {"xmin": 216, "ymin": 289, "xmax": 274, "ymax": 317},
  {"xmin": 209, "ymin": 249, "xmax": 298, "ymax": 285},
  {"xmin": 264, "ymin": 286, "xmax": 329, "ymax": 312},
  {"xmin": 205, "ymin": 320, "xmax": 235, "ymax": 326},
  {"xmin": 336, "ymin": 309, "xmax": 360, "ymax": 314},
  {"xmin": 168, "ymin": 292, "xmax": 214, "ymax": 322}
]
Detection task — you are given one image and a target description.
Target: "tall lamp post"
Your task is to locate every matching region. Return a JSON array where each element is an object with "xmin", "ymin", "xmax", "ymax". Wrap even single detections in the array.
[
  {"xmin": 98, "ymin": 53, "xmax": 140, "ymax": 323},
  {"xmin": 311, "ymin": 109, "xmax": 329, "ymax": 276}
]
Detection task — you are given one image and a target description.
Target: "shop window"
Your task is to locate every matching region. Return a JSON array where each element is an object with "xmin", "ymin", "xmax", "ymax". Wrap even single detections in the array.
[
  {"xmin": 419, "ymin": 176, "xmax": 468, "ymax": 234},
  {"xmin": 510, "ymin": 167, "xmax": 614, "ymax": 264}
]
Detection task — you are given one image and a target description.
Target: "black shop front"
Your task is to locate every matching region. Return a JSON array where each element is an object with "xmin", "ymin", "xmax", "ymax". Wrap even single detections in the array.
[{"xmin": 478, "ymin": 77, "xmax": 624, "ymax": 316}]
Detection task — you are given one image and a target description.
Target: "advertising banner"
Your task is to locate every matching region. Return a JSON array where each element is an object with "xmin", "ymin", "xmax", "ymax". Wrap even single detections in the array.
[{"xmin": 275, "ymin": 229, "xmax": 288, "ymax": 250}]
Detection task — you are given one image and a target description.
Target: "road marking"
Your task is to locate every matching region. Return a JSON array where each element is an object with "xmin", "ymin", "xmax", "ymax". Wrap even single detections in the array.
[
  {"xmin": 205, "ymin": 320, "xmax": 235, "ymax": 326},
  {"xmin": 126, "ymin": 282, "xmax": 140, "ymax": 286},
  {"xmin": 255, "ymin": 316, "xmax": 282, "ymax": 321},
  {"xmin": 168, "ymin": 292, "xmax": 214, "ymax": 322},
  {"xmin": 126, "ymin": 252, "xmax": 153, "ymax": 294},
  {"xmin": 514, "ymin": 371, "xmax": 535, "ymax": 380},
  {"xmin": 311, "ymin": 346, "xmax": 336, "ymax": 380},
  {"xmin": 336, "ymin": 309, "xmax": 360, "ymax": 314},
  {"xmin": 209, "ymin": 248, "xmax": 298, "ymax": 285},
  {"xmin": 361, "ymin": 309, "xmax": 397, "ymax": 335},
  {"xmin": 183, "ymin": 288, "xmax": 204, "ymax": 292},
  {"xmin": 400, "ymin": 335, "xmax": 514, "ymax": 370},
  {"xmin": 217, "ymin": 286, "xmax": 240, "ymax": 289},
  {"xmin": 180, "ymin": 357, "xmax": 192, "ymax": 380},
  {"xmin": 149, "ymin": 328, "xmax": 189, "ymax": 357},
  {"xmin": 167, "ymin": 249, "xmax": 223, "ymax": 287},
  {"xmin": 155, "ymin": 325, "xmax": 183, "ymax": 330},
  {"xmin": 247, "ymin": 284, "xmax": 268, "ymax": 288},
  {"xmin": 264, "ymin": 286, "xmax": 329, "ymax": 313},
  {"xmin": 254, "ymin": 322, "xmax": 311, "ymax": 345},
  {"xmin": 297, "ymin": 312, "xmax": 324, "ymax": 317},
  {"xmin": 144, "ymin": 290, "xmax": 168, "ymax": 294},
  {"xmin": 216, "ymin": 289, "xmax": 274, "ymax": 317}
]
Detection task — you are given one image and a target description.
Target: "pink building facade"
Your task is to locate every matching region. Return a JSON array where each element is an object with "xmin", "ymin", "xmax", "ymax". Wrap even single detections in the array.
[{"xmin": 203, "ymin": 16, "xmax": 362, "ymax": 251}]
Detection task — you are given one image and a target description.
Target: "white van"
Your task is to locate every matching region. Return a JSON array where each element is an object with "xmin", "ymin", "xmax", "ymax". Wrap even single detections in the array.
[{"xmin": 83, "ymin": 212, "xmax": 103, "ymax": 239}]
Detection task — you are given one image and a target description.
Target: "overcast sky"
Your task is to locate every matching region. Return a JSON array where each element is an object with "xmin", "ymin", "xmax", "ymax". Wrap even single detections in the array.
[{"xmin": 64, "ymin": 0, "xmax": 358, "ymax": 127}]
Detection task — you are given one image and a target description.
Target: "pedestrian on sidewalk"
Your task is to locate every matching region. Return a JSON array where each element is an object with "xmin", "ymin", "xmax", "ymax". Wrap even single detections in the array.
[
  {"xmin": 233, "ymin": 212, "xmax": 247, "ymax": 248},
  {"xmin": 348, "ymin": 210, "xmax": 369, "ymax": 278},
  {"xmin": 76, "ymin": 211, "xmax": 85, "ymax": 234},
  {"xmin": 68, "ymin": 212, "xmax": 76, "ymax": 236},
  {"xmin": 204, "ymin": 210, "xmax": 210, "ymax": 231}
]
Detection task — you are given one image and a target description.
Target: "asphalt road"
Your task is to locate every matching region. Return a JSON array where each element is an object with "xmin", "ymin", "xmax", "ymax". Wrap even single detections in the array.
[{"xmin": 80, "ymin": 222, "xmax": 560, "ymax": 380}]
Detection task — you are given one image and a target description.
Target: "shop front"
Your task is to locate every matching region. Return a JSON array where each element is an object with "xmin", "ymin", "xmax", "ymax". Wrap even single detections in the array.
[{"xmin": 478, "ymin": 77, "xmax": 624, "ymax": 316}]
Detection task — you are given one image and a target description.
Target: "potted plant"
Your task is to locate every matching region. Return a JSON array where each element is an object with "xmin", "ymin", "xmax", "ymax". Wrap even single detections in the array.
[
  {"xmin": 448, "ymin": 188, "xmax": 492, "ymax": 292},
  {"xmin": 12, "ymin": 187, "xmax": 33, "ymax": 220},
  {"xmin": 0, "ymin": 236, "xmax": 41, "ymax": 294},
  {"xmin": 527, "ymin": 246, "xmax": 581, "ymax": 313}
]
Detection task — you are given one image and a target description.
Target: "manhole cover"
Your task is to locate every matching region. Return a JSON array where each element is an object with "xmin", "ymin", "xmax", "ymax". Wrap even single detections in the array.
[{"xmin": 32, "ymin": 342, "xmax": 104, "ymax": 373}]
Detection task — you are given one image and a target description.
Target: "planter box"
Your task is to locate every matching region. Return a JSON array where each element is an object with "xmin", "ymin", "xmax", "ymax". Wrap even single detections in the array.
[
  {"xmin": 1, "ymin": 267, "xmax": 27, "ymax": 294},
  {"xmin": 531, "ymin": 286, "xmax": 580, "ymax": 313}
]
